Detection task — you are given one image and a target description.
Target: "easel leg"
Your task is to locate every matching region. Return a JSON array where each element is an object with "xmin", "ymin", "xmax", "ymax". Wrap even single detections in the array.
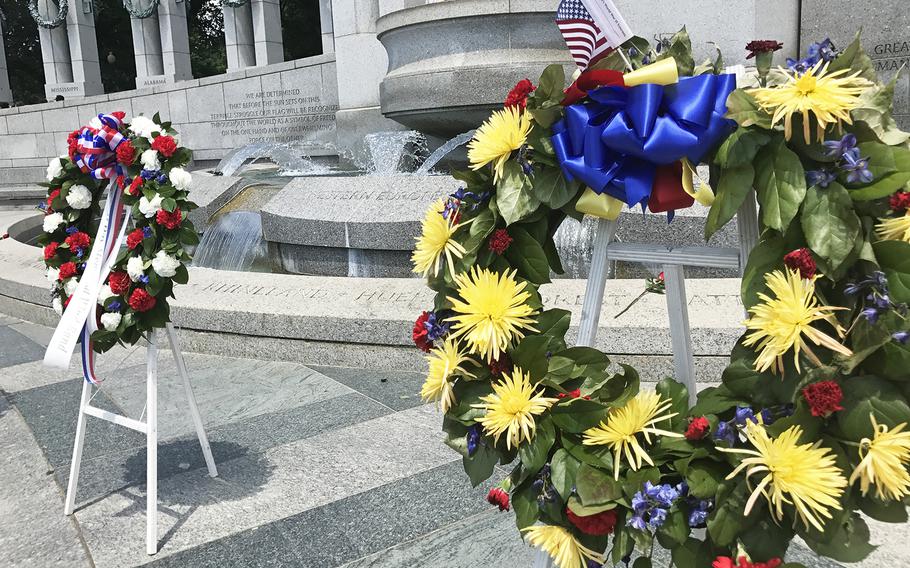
[
  {"xmin": 64, "ymin": 380, "xmax": 92, "ymax": 515},
  {"xmin": 576, "ymin": 217, "xmax": 618, "ymax": 347},
  {"xmin": 146, "ymin": 332, "xmax": 159, "ymax": 556},
  {"xmin": 662, "ymin": 264, "xmax": 697, "ymax": 405},
  {"xmin": 165, "ymin": 323, "xmax": 218, "ymax": 478}
]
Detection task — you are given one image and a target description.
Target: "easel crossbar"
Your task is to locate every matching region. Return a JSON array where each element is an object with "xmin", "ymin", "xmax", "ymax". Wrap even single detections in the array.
[{"xmin": 83, "ymin": 404, "xmax": 148, "ymax": 433}]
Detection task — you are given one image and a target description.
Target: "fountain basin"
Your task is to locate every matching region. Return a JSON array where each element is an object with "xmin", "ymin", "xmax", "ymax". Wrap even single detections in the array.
[
  {"xmin": 377, "ymin": 1, "xmax": 572, "ymax": 137},
  {"xmin": 260, "ymin": 175, "xmax": 460, "ymax": 276}
]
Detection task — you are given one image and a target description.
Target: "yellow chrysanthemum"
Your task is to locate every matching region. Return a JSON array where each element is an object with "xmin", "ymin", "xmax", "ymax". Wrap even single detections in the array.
[
  {"xmin": 472, "ymin": 367, "xmax": 557, "ymax": 450},
  {"xmin": 522, "ymin": 525, "xmax": 604, "ymax": 568},
  {"xmin": 743, "ymin": 269, "xmax": 852, "ymax": 374},
  {"xmin": 411, "ymin": 198, "xmax": 466, "ymax": 278},
  {"xmin": 720, "ymin": 421, "xmax": 847, "ymax": 532},
  {"xmin": 749, "ymin": 62, "xmax": 872, "ymax": 143},
  {"xmin": 582, "ymin": 391, "xmax": 683, "ymax": 480},
  {"xmin": 849, "ymin": 414, "xmax": 910, "ymax": 501},
  {"xmin": 420, "ymin": 337, "xmax": 474, "ymax": 413},
  {"xmin": 467, "ymin": 106, "xmax": 532, "ymax": 182},
  {"xmin": 447, "ymin": 267, "xmax": 538, "ymax": 361},
  {"xmin": 875, "ymin": 211, "xmax": 910, "ymax": 243}
]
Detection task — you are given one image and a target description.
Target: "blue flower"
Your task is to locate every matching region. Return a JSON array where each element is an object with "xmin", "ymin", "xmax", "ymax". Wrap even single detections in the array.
[
  {"xmin": 760, "ymin": 408, "xmax": 775, "ymax": 425},
  {"xmin": 76, "ymin": 249, "xmax": 84, "ymax": 259},
  {"xmin": 141, "ymin": 169, "xmax": 160, "ymax": 180},
  {"xmin": 806, "ymin": 169, "xmax": 836, "ymax": 188},
  {"xmin": 861, "ymin": 307, "xmax": 880, "ymax": 324},
  {"xmin": 823, "ymin": 133, "xmax": 857, "ymax": 158},
  {"xmin": 631, "ymin": 490, "xmax": 649, "ymax": 513},
  {"xmin": 628, "ymin": 512, "xmax": 647, "ymax": 531},
  {"xmin": 142, "ymin": 226, "xmax": 153, "ymax": 238},
  {"xmin": 466, "ymin": 424, "xmax": 481, "ymax": 456},
  {"xmin": 873, "ymin": 294, "xmax": 891, "ymax": 310},
  {"xmin": 844, "ymin": 282, "xmax": 861, "ymax": 295},
  {"xmin": 714, "ymin": 421, "xmax": 736, "ymax": 446},
  {"xmin": 66, "ymin": 226, "xmax": 79, "ymax": 235},
  {"xmin": 424, "ymin": 311, "xmax": 451, "ymax": 341},
  {"xmin": 156, "ymin": 173, "xmax": 168, "ymax": 184},
  {"xmin": 687, "ymin": 500, "xmax": 712, "ymax": 527},
  {"xmin": 138, "ymin": 275, "xmax": 150, "ymax": 284},
  {"xmin": 587, "ymin": 560, "xmax": 603, "ymax": 568},
  {"xmin": 37, "ymin": 202, "xmax": 47, "ymax": 211},
  {"xmin": 734, "ymin": 406, "xmax": 757, "ymax": 426},
  {"xmin": 893, "ymin": 331, "xmax": 910, "ymax": 344},
  {"xmin": 841, "ymin": 148, "xmax": 874, "ymax": 184},
  {"xmin": 643, "ymin": 481, "xmax": 661, "ymax": 499},
  {"xmin": 647, "ymin": 507, "xmax": 667, "ymax": 529},
  {"xmin": 676, "ymin": 481, "xmax": 689, "ymax": 497},
  {"xmin": 809, "ymin": 38, "xmax": 838, "ymax": 62},
  {"xmin": 654, "ymin": 484, "xmax": 680, "ymax": 508}
]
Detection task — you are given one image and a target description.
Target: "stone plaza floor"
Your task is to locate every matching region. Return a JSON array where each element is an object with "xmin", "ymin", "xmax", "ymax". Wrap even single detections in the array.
[{"xmin": 0, "ymin": 312, "xmax": 906, "ymax": 567}]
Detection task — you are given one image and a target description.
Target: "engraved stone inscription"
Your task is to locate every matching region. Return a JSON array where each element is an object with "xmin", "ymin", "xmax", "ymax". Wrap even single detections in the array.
[{"xmin": 210, "ymin": 89, "xmax": 338, "ymax": 144}]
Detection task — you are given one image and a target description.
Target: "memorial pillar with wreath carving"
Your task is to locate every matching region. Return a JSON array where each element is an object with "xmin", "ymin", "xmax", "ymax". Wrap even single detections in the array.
[
  {"xmin": 32, "ymin": 0, "xmax": 103, "ymax": 100},
  {"xmin": 250, "ymin": 0, "xmax": 283, "ymax": 66},
  {"xmin": 318, "ymin": 0, "xmax": 333, "ymax": 54},
  {"xmin": 223, "ymin": 0, "xmax": 256, "ymax": 71},
  {"xmin": 127, "ymin": 0, "xmax": 192, "ymax": 89},
  {"xmin": 0, "ymin": 10, "xmax": 13, "ymax": 105}
]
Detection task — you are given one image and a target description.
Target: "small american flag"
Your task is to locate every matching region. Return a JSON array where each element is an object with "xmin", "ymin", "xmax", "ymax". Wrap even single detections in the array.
[{"xmin": 556, "ymin": 0, "xmax": 630, "ymax": 70}]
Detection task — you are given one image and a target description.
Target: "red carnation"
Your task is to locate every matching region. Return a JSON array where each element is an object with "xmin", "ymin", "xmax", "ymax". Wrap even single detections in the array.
[
  {"xmin": 111, "ymin": 111, "xmax": 126, "ymax": 120},
  {"xmin": 108, "ymin": 271, "xmax": 131, "ymax": 295},
  {"xmin": 685, "ymin": 416, "xmax": 711, "ymax": 440},
  {"xmin": 58, "ymin": 262, "xmax": 77, "ymax": 280},
  {"xmin": 44, "ymin": 242, "xmax": 59, "ymax": 260},
  {"xmin": 802, "ymin": 381, "xmax": 844, "ymax": 417},
  {"xmin": 783, "ymin": 248, "xmax": 817, "ymax": 279},
  {"xmin": 128, "ymin": 176, "xmax": 144, "ymax": 196},
  {"xmin": 713, "ymin": 556, "xmax": 782, "ymax": 568},
  {"xmin": 156, "ymin": 208, "xmax": 182, "ymax": 230},
  {"xmin": 489, "ymin": 355, "xmax": 512, "ymax": 377},
  {"xmin": 127, "ymin": 228, "xmax": 145, "ymax": 250},
  {"xmin": 745, "ymin": 40, "xmax": 784, "ymax": 59},
  {"xmin": 128, "ymin": 288, "xmax": 157, "ymax": 312},
  {"xmin": 47, "ymin": 189, "xmax": 60, "ymax": 210},
  {"xmin": 504, "ymin": 78, "xmax": 536, "ymax": 110},
  {"xmin": 487, "ymin": 487, "xmax": 510, "ymax": 511},
  {"xmin": 413, "ymin": 311, "xmax": 433, "ymax": 352},
  {"xmin": 67, "ymin": 131, "xmax": 80, "ymax": 160},
  {"xmin": 151, "ymin": 135, "xmax": 178, "ymax": 158},
  {"xmin": 488, "ymin": 229, "xmax": 513, "ymax": 255},
  {"xmin": 890, "ymin": 191, "xmax": 910, "ymax": 213},
  {"xmin": 64, "ymin": 231, "xmax": 90, "ymax": 252},
  {"xmin": 116, "ymin": 140, "xmax": 136, "ymax": 165},
  {"xmin": 566, "ymin": 507, "xmax": 618, "ymax": 536}
]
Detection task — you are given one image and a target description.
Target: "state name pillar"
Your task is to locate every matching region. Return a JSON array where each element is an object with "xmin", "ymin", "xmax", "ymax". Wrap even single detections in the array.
[
  {"xmin": 131, "ymin": 0, "xmax": 193, "ymax": 89},
  {"xmin": 223, "ymin": 1, "xmax": 256, "ymax": 71},
  {"xmin": 251, "ymin": 0, "xmax": 284, "ymax": 65},
  {"xmin": 319, "ymin": 0, "xmax": 334, "ymax": 54},
  {"xmin": 37, "ymin": 0, "xmax": 103, "ymax": 100}
]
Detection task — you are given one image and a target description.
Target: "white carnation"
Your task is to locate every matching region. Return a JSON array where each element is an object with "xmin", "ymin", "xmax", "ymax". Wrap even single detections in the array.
[
  {"xmin": 66, "ymin": 184, "xmax": 92, "ymax": 210},
  {"xmin": 169, "ymin": 167, "xmax": 192, "ymax": 191},
  {"xmin": 100, "ymin": 312, "xmax": 122, "ymax": 331},
  {"xmin": 46, "ymin": 267, "xmax": 60, "ymax": 283},
  {"xmin": 140, "ymin": 149, "xmax": 161, "ymax": 171},
  {"xmin": 127, "ymin": 256, "xmax": 145, "ymax": 282},
  {"xmin": 46, "ymin": 157, "xmax": 64, "ymax": 181},
  {"xmin": 129, "ymin": 116, "xmax": 161, "ymax": 141},
  {"xmin": 97, "ymin": 284, "xmax": 115, "ymax": 305},
  {"xmin": 43, "ymin": 212, "xmax": 64, "ymax": 233},
  {"xmin": 52, "ymin": 297, "xmax": 63, "ymax": 315},
  {"xmin": 138, "ymin": 194, "xmax": 164, "ymax": 218},
  {"xmin": 151, "ymin": 250, "xmax": 181, "ymax": 278},
  {"xmin": 63, "ymin": 278, "xmax": 79, "ymax": 296}
]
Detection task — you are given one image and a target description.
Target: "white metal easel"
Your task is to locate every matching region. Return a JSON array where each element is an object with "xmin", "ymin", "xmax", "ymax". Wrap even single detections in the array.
[{"xmin": 63, "ymin": 323, "xmax": 218, "ymax": 555}]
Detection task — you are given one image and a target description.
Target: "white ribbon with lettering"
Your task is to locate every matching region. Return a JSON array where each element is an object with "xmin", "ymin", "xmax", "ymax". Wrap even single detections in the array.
[
  {"xmin": 43, "ymin": 188, "xmax": 128, "ymax": 369},
  {"xmin": 579, "ymin": 0, "xmax": 634, "ymax": 49}
]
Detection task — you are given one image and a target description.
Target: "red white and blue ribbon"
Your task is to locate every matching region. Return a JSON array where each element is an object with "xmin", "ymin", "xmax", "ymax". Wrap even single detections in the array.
[{"xmin": 45, "ymin": 113, "xmax": 131, "ymax": 384}]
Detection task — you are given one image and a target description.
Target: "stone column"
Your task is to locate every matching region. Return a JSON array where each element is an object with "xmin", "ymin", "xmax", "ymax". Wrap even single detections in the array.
[
  {"xmin": 223, "ymin": 2, "xmax": 256, "ymax": 72},
  {"xmin": 0, "ymin": 24, "xmax": 12, "ymax": 104},
  {"xmin": 318, "ymin": 0, "xmax": 334, "ymax": 54},
  {"xmin": 251, "ymin": 0, "xmax": 284, "ymax": 66},
  {"xmin": 131, "ymin": 14, "xmax": 165, "ymax": 88},
  {"xmin": 65, "ymin": 0, "xmax": 103, "ymax": 95},
  {"xmin": 332, "ymin": 0, "xmax": 405, "ymax": 161},
  {"xmin": 157, "ymin": 0, "xmax": 193, "ymax": 81}
]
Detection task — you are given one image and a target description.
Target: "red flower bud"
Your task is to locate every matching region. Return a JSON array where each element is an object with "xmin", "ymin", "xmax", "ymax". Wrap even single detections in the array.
[
  {"xmin": 890, "ymin": 191, "xmax": 910, "ymax": 213},
  {"xmin": 151, "ymin": 135, "xmax": 178, "ymax": 158},
  {"xmin": 802, "ymin": 381, "xmax": 844, "ymax": 417},
  {"xmin": 413, "ymin": 311, "xmax": 433, "ymax": 352},
  {"xmin": 566, "ymin": 507, "xmax": 618, "ymax": 536},
  {"xmin": 128, "ymin": 288, "xmax": 157, "ymax": 312},
  {"xmin": 783, "ymin": 248, "xmax": 817, "ymax": 279},
  {"xmin": 156, "ymin": 208, "xmax": 182, "ymax": 230},
  {"xmin": 116, "ymin": 140, "xmax": 136, "ymax": 165},
  {"xmin": 488, "ymin": 229, "xmax": 513, "ymax": 255},
  {"xmin": 486, "ymin": 487, "xmax": 510, "ymax": 511},
  {"xmin": 58, "ymin": 262, "xmax": 77, "ymax": 280},
  {"xmin": 108, "ymin": 271, "xmax": 132, "ymax": 295},
  {"xmin": 685, "ymin": 416, "xmax": 711, "ymax": 440},
  {"xmin": 128, "ymin": 176, "xmax": 144, "ymax": 196},
  {"xmin": 504, "ymin": 78, "xmax": 536, "ymax": 110},
  {"xmin": 44, "ymin": 242, "xmax": 59, "ymax": 260},
  {"xmin": 126, "ymin": 228, "xmax": 145, "ymax": 250},
  {"xmin": 64, "ymin": 231, "xmax": 91, "ymax": 252}
]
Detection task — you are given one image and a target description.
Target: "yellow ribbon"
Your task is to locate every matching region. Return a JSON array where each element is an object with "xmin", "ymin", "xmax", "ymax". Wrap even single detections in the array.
[
  {"xmin": 576, "ymin": 188, "xmax": 624, "ymax": 220},
  {"xmin": 681, "ymin": 159, "xmax": 715, "ymax": 207}
]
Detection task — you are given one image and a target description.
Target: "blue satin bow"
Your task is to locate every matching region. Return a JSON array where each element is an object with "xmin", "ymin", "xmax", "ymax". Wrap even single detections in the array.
[{"xmin": 551, "ymin": 73, "xmax": 737, "ymax": 208}]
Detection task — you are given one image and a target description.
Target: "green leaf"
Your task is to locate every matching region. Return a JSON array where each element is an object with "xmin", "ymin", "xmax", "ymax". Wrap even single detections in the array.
[
  {"xmin": 828, "ymin": 32, "xmax": 877, "ymax": 81},
  {"xmin": 800, "ymin": 182, "xmax": 861, "ymax": 270},
  {"xmin": 848, "ymin": 171, "xmax": 910, "ymax": 201},
  {"xmin": 741, "ymin": 518, "xmax": 794, "ymax": 560},
  {"xmin": 685, "ymin": 459, "xmax": 726, "ymax": 499},
  {"xmin": 655, "ymin": 509, "xmax": 689, "ymax": 548},
  {"xmin": 859, "ymin": 495, "xmax": 909, "ymax": 523},
  {"xmin": 511, "ymin": 336, "xmax": 551, "ymax": 380},
  {"xmin": 707, "ymin": 481, "xmax": 754, "ymax": 547},
  {"xmin": 689, "ymin": 384, "xmax": 743, "ymax": 417},
  {"xmin": 611, "ymin": 521, "xmax": 635, "ymax": 565},
  {"xmin": 503, "ymin": 226, "xmax": 550, "ymax": 285},
  {"xmin": 725, "ymin": 90, "xmax": 773, "ymax": 129},
  {"xmin": 551, "ymin": 398, "xmax": 610, "ymax": 433},
  {"xmin": 460, "ymin": 209, "xmax": 495, "ymax": 256},
  {"xmin": 837, "ymin": 375, "xmax": 910, "ymax": 441},
  {"xmin": 714, "ymin": 128, "xmax": 770, "ymax": 168},
  {"xmin": 529, "ymin": 106, "xmax": 563, "ymax": 129},
  {"xmin": 739, "ymin": 233, "xmax": 787, "ymax": 309},
  {"xmin": 705, "ymin": 163, "xmax": 755, "ymax": 240},
  {"xmin": 873, "ymin": 240, "xmax": 910, "ymax": 303},
  {"xmin": 462, "ymin": 442, "xmax": 499, "ymax": 487},
  {"xmin": 512, "ymin": 483, "xmax": 540, "ymax": 530},
  {"xmin": 171, "ymin": 263, "xmax": 189, "ymax": 285},
  {"xmin": 632, "ymin": 557, "xmax": 652, "ymax": 568},
  {"xmin": 803, "ymin": 512, "xmax": 876, "ymax": 563},
  {"xmin": 519, "ymin": 417, "xmax": 555, "ymax": 474},
  {"xmin": 575, "ymin": 463, "xmax": 622, "ymax": 506},
  {"xmin": 496, "ymin": 161, "xmax": 540, "ymax": 225},
  {"xmin": 754, "ymin": 138, "xmax": 807, "ymax": 231},
  {"xmin": 853, "ymin": 75, "xmax": 910, "ymax": 146},
  {"xmin": 535, "ymin": 309, "xmax": 571, "ymax": 348},
  {"xmin": 655, "ymin": 377, "xmax": 688, "ymax": 429},
  {"xmin": 659, "ymin": 26, "xmax": 694, "ymax": 77},
  {"xmin": 535, "ymin": 64, "xmax": 567, "ymax": 104},
  {"xmin": 866, "ymin": 339, "xmax": 910, "ymax": 382},
  {"xmin": 532, "ymin": 167, "xmax": 576, "ymax": 210},
  {"xmin": 550, "ymin": 449, "xmax": 581, "ymax": 501},
  {"xmin": 547, "ymin": 347, "xmax": 610, "ymax": 383},
  {"xmin": 161, "ymin": 197, "xmax": 177, "ymax": 213}
]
